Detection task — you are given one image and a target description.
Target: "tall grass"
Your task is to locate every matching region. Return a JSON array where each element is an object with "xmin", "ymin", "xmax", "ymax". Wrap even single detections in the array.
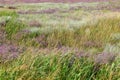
[
  {"xmin": 0, "ymin": 3, "xmax": 120, "ymax": 80},
  {"xmin": 0, "ymin": 51, "xmax": 120, "ymax": 80},
  {"xmin": 0, "ymin": 10, "xmax": 18, "ymax": 17},
  {"xmin": 0, "ymin": 10, "xmax": 25, "ymax": 39},
  {"xmin": 44, "ymin": 17, "xmax": 120, "ymax": 50},
  {"xmin": 5, "ymin": 18, "xmax": 26, "ymax": 39},
  {"xmin": 0, "ymin": 16, "xmax": 119, "ymax": 80}
]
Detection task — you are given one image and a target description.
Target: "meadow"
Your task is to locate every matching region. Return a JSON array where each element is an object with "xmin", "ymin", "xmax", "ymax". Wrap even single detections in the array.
[{"xmin": 0, "ymin": 1, "xmax": 120, "ymax": 80}]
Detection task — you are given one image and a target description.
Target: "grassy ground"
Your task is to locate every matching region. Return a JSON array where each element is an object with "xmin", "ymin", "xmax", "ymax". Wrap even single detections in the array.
[{"xmin": 0, "ymin": 1, "xmax": 120, "ymax": 80}]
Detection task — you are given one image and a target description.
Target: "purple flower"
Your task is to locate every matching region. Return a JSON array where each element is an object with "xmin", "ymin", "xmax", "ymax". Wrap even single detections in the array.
[
  {"xmin": 94, "ymin": 52, "xmax": 117, "ymax": 64},
  {"xmin": 0, "ymin": 44, "xmax": 24, "ymax": 61}
]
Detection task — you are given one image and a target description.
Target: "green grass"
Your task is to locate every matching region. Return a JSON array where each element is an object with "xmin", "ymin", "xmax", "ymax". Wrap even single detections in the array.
[
  {"xmin": 0, "ymin": 2, "xmax": 120, "ymax": 80},
  {"xmin": 0, "ymin": 10, "xmax": 18, "ymax": 17},
  {"xmin": 0, "ymin": 52, "xmax": 120, "ymax": 80},
  {"xmin": 5, "ymin": 18, "xmax": 26, "ymax": 39}
]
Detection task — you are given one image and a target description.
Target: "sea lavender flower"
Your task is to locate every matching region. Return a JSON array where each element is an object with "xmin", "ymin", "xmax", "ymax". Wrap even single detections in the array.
[
  {"xmin": 0, "ymin": 44, "xmax": 8, "ymax": 54},
  {"xmin": 93, "ymin": 52, "xmax": 117, "ymax": 74},
  {"xmin": 28, "ymin": 20, "xmax": 42, "ymax": 27},
  {"xmin": 94, "ymin": 52, "xmax": 117, "ymax": 65},
  {"xmin": 40, "ymin": 8, "xmax": 58, "ymax": 14},
  {"xmin": 0, "ymin": 44, "xmax": 24, "ymax": 61}
]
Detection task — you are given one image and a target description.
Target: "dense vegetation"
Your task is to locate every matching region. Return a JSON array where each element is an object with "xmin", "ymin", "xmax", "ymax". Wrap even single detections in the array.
[{"xmin": 0, "ymin": 2, "xmax": 120, "ymax": 80}]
